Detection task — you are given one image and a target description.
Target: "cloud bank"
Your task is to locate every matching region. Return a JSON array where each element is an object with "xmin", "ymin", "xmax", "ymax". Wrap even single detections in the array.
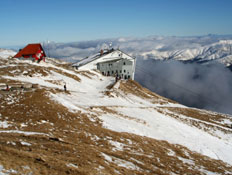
[{"xmin": 135, "ymin": 58, "xmax": 232, "ymax": 115}]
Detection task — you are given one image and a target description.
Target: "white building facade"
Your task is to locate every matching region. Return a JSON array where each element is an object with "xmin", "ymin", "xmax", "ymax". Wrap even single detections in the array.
[{"xmin": 72, "ymin": 49, "xmax": 136, "ymax": 80}]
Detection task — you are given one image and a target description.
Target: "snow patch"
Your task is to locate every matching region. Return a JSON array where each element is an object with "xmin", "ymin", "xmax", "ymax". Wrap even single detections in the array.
[
  {"xmin": 0, "ymin": 130, "xmax": 49, "ymax": 136},
  {"xmin": 0, "ymin": 121, "xmax": 11, "ymax": 128},
  {"xmin": 108, "ymin": 140, "xmax": 125, "ymax": 151},
  {"xmin": 0, "ymin": 164, "xmax": 18, "ymax": 175},
  {"xmin": 20, "ymin": 141, "xmax": 32, "ymax": 146},
  {"xmin": 66, "ymin": 163, "xmax": 78, "ymax": 169},
  {"xmin": 101, "ymin": 153, "xmax": 112, "ymax": 162}
]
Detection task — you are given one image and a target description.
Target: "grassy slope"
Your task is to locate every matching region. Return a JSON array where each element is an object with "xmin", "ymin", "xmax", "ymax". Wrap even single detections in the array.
[{"xmin": 0, "ymin": 57, "xmax": 232, "ymax": 174}]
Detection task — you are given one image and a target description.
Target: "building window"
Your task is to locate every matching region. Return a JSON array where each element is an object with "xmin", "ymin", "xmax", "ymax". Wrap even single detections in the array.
[
  {"xmin": 123, "ymin": 62, "xmax": 126, "ymax": 65},
  {"xmin": 120, "ymin": 70, "xmax": 122, "ymax": 73},
  {"xmin": 128, "ymin": 75, "xmax": 130, "ymax": 79},
  {"xmin": 124, "ymin": 70, "xmax": 126, "ymax": 73},
  {"xmin": 112, "ymin": 71, "xmax": 114, "ymax": 74},
  {"xmin": 116, "ymin": 70, "xmax": 118, "ymax": 73}
]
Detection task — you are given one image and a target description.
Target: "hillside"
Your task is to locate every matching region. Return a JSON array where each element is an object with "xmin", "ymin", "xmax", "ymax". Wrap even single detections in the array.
[{"xmin": 0, "ymin": 52, "xmax": 232, "ymax": 174}]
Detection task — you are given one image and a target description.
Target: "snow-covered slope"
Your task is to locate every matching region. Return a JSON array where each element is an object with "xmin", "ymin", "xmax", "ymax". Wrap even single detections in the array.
[
  {"xmin": 0, "ymin": 56, "xmax": 232, "ymax": 174},
  {"xmin": 50, "ymin": 79, "xmax": 232, "ymax": 165}
]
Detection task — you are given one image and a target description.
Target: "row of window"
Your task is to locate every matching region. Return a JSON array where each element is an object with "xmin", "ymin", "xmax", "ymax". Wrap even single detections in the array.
[
  {"xmin": 107, "ymin": 62, "xmax": 126, "ymax": 67},
  {"xmin": 102, "ymin": 69, "xmax": 130, "ymax": 75},
  {"xmin": 109, "ymin": 69, "xmax": 127, "ymax": 74},
  {"xmin": 98, "ymin": 61, "xmax": 127, "ymax": 69},
  {"xmin": 102, "ymin": 72, "xmax": 131, "ymax": 79}
]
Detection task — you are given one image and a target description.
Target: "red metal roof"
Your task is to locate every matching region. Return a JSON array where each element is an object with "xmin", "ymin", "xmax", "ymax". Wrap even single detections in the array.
[{"xmin": 14, "ymin": 43, "xmax": 46, "ymax": 58}]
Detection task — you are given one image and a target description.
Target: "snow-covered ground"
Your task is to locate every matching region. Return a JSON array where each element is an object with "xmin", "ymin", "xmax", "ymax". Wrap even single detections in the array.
[
  {"xmin": 0, "ymin": 121, "xmax": 11, "ymax": 128},
  {"xmin": 0, "ymin": 130, "xmax": 49, "ymax": 136},
  {"xmin": 1, "ymin": 57, "xmax": 232, "ymax": 166},
  {"xmin": 50, "ymin": 75, "xmax": 232, "ymax": 164},
  {"xmin": 56, "ymin": 79, "xmax": 231, "ymax": 165},
  {"xmin": 0, "ymin": 165, "xmax": 17, "ymax": 175},
  {"xmin": 99, "ymin": 107, "xmax": 232, "ymax": 164}
]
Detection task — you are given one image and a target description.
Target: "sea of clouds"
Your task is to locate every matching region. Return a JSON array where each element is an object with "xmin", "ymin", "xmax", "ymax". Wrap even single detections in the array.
[{"xmin": 135, "ymin": 59, "xmax": 232, "ymax": 115}]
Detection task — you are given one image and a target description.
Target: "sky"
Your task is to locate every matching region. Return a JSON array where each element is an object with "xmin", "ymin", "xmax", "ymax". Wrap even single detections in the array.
[{"xmin": 0, "ymin": 0, "xmax": 232, "ymax": 47}]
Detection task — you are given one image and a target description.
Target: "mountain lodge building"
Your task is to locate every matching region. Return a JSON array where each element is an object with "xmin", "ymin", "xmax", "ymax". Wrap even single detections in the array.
[
  {"xmin": 14, "ymin": 43, "xmax": 46, "ymax": 62},
  {"xmin": 72, "ymin": 49, "xmax": 136, "ymax": 80}
]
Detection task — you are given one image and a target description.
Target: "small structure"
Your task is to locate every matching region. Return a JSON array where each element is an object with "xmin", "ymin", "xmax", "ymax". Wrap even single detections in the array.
[
  {"xmin": 14, "ymin": 43, "xmax": 46, "ymax": 62},
  {"xmin": 72, "ymin": 49, "xmax": 136, "ymax": 80}
]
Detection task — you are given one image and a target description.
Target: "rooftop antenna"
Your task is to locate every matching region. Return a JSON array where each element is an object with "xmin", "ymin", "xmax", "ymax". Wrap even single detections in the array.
[{"xmin": 109, "ymin": 42, "xmax": 112, "ymax": 49}]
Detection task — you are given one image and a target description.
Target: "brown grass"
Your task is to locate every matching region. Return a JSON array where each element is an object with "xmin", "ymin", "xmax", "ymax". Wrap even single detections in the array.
[
  {"xmin": 167, "ymin": 107, "xmax": 231, "ymax": 125},
  {"xmin": 77, "ymin": 71, "xmax": 97, "ymax": 79},
  {"xmin": 0, "ymin": 60, "xmax": 232, "ymax": 174},
  {"xmin": 118, "ymin": 80, "xmax": 177, "ymax": 104},
  {"xmin": 0, "ymin": 60, "xmax": 81, "ymax": 84},
  {"xmin": 0, "ymin": 63, "xmax": 49, "ymax": 77},
  {"xmin": 1, "ymin": 89, "xmax": 231, "ymax": 174},
  {"xmin": 50, "ymin": 68, "xmax": 81, "ymax": 82}
]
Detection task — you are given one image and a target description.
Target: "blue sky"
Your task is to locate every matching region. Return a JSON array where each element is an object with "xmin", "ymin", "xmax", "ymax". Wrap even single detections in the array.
[{"xmin": 0, "ymin": 0, "xmax": 232, "ymax": 47}]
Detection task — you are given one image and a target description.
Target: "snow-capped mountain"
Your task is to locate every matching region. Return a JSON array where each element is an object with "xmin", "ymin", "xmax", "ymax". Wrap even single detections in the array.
[
  {"xmin": 0, "ymin": 51, "xmax": 232, "ymax": 174},
  {"xmin": 41, "ymin": 35, "xmax": 232, "ymax": 66},
  {"xmin": 141, "ymin": 39, "xmax": 232, "ymax": 66}
]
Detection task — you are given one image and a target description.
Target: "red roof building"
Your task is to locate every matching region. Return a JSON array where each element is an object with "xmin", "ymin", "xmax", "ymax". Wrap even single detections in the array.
[{"xmin": 14, "ymin": 43, "xmax": 46, "ymax": 62}]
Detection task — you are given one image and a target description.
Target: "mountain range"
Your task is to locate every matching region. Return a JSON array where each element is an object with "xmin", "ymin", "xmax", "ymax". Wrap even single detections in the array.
[{"xmin": 39, "ymin": 35, "xmax": 232, "ymax": 66}]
